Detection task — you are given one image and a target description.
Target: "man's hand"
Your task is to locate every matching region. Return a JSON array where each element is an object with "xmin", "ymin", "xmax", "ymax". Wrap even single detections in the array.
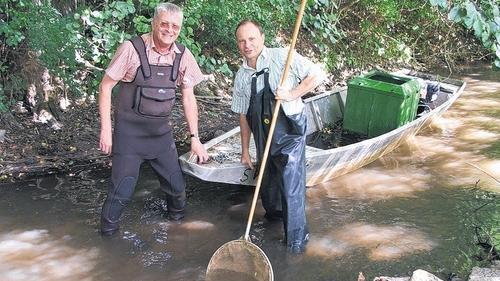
[
  {"xmin": 99, "ymin": 128, "xmax": 113, "ymax": 155},
  {"xmin": 241, "ymin": 151, "xmax": 254, "ymax": 170},
  {"xmin": 275, "ymin": 85, "xmax": 296, "ymax": 102},
  {"xmin": 190, "ymin": 138, "xmax": 209, "ymax": 164}
]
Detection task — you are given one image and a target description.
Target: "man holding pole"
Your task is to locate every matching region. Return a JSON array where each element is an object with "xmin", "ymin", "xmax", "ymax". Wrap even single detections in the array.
[{"xmin": 232, "ymin": 19, "xmax": 326, "ymax": 253}]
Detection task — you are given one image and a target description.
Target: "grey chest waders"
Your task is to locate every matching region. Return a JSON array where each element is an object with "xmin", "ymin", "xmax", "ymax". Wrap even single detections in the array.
[{"xmin": 100, "ymin": 37, "xmax": 187, "ymax": 235}]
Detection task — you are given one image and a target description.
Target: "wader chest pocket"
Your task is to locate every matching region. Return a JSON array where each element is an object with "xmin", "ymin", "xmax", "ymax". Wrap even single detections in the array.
[{"xmin": 134, "ymin": 87, "xmax": 175, "ymax": 117}]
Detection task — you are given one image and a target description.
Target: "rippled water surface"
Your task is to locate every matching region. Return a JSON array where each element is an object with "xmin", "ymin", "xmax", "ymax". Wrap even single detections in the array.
[{"xmin": 1, "ymin": 65, "xmax": 499, "ymax": 281}]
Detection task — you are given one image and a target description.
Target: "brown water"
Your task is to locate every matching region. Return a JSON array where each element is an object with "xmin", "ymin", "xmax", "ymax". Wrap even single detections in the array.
[
  {"xmin": 0, "ymin": 65, "xmax": 499, "ymax": 281},
  {"xmin": 206, "ymin": 269, "xmax": 261, "ymax": 281}
]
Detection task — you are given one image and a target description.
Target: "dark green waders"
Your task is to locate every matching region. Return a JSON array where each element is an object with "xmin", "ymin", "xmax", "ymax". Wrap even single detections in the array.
[{"xmin": 246, "ymin": 68, "xmax": 309, "ymax": 253}]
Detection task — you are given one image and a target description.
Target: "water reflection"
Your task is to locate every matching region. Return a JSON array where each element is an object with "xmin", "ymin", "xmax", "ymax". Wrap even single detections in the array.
[
  {"xmin": 307, "ymin": 223, "xmax": 435, "ymax": 261},
  {"xmin": 395, "ymin": 134, "xmax": 499, "ymax": 188},
  {"xmin": 0, "ymin": 230, "xmax": 99, "ymax": 281},
  {"xmin": 312, "ymin": 168, "xmax": 431, "ymax": 201},
  {"xmin": 178, "ymin": 220, "xmax": 215, "ymax": 231}
]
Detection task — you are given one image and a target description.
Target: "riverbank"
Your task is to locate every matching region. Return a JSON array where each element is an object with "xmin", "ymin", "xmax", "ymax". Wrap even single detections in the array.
[{"xmin": 0, "ymin": 77, "xmax": 240, "ymax": 182}]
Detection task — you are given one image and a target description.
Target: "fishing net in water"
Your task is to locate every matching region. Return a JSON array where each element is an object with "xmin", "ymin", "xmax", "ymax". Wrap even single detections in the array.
[{"xmin": 206, "ymin": 239, "xmax": 273, "ymax": 281}]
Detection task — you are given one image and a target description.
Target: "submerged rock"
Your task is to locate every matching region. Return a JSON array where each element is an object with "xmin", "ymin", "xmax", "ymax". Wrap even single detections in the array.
[
  {"xmin": 373, "ymin": 269, "xmax": 445, "ymax": 281},
  {"xmin": 409, "ymin": 269, "xmax": 443, "ymax": 281},
  {"xmin": 373, "ymin": 277, "xmax": 410, "ymax": 281},
  {"xmin": 468, "ymin": 266, "xmax": 500, "ymax": 281}
]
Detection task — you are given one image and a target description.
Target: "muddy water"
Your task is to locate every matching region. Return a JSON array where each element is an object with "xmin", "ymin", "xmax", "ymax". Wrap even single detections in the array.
[
  {"xmin": 1, "ymin": 65, "xmax": 499, "ymax": 281},
  {"xmin": 206, "ymin": 269, "xmax": 261, "ymax": 281}
]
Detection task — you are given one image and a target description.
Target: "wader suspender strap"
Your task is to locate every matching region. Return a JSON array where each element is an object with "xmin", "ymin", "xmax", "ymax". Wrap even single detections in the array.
[
  {"xmin": 130, "ymin": 38, "xmax": 186, "ymax": 81},
  {"xmin": 130, "ymin": 36, "xmax": 151, "ymax": 79},
  {"xmin": 171, "ymin": 43, "xmax": 185, "ymax": 81},
  {"xmin": 251, "ymin": 68, "xmax": 270, "ymax": 93},
  {"xmin": 251, "ymin": 68, "xmax": 271, "ymax": 96},
  {"xmin": 251, "ymin": 68, "xmax": 272, "ymax": 119}
]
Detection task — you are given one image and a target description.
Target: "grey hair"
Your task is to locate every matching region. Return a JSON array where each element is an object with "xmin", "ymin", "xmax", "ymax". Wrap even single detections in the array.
[{"xmin": 154, "ymin": 3, "xmax": 183, "ymax": 21}]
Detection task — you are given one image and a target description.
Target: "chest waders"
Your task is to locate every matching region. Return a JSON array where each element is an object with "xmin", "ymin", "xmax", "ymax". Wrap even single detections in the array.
[
  {"xmin": 100, "ymin": 37, "xmax": 186, "ymax": 236},
  {"xmin": 246, "ymin": 68, "xmax": 309, "ymax": 252}
]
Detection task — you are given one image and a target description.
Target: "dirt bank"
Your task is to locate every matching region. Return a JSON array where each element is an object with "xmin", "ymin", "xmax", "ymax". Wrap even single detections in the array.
[{"xmin": 0, "ymin": 79, "xmax": 239, "ymax": 182}]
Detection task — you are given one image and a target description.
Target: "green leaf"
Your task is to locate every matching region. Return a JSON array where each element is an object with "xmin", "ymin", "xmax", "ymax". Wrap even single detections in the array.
[
  {"xmin": 91, "ymin": 10, "xmax": 102, "ymax": 18},
  {"xmin": 465, "ymin": 2, "xmax": 477, "ymax": 18},
  {"xmin": 448, "ymin": 6, "xmax": 461, "ymax": 22},
  {"xmin": 438, "ymin": 0, "xmax": 447, "ymax": 9},
  {"xmin": 463, "ymin": 16, "xmax": 474, "ymax": 28},
  {"xmin": 430, "ymin": 0, "xmax": 447, "ymax": 9},
  {"xmin": 473, "ymin": 18, "xmax": 483, "ymax": 37},
  {"xmin": 483, "ymin": 33, "xmax": 492, "ymax": 47},
  {"xmin": 492, "ymin": 4, "xmax": 499, "ymax": 17},
  {"xmin": 494, "ymin": 58, "xmax": 500, "ymax": 69}
]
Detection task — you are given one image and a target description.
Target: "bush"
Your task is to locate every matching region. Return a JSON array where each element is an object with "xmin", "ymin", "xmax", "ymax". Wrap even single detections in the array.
[
  {"xmin": 440, "ymin": 0, "xmax": 500, "ymax": 68},
  {"xmin": 0, "ymin": 0, "xmax": 496, "ymax": 110}
]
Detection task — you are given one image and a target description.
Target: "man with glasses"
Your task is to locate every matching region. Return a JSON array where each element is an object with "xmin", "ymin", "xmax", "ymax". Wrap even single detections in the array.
[{"xmin": 98, "ymin": 3, "xmax": 208, "ymax": 236}]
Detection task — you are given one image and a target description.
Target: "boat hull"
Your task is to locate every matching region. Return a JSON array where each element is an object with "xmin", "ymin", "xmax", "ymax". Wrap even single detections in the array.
[{"xmin": 179, "ymin": 70, "xmax": 466, "ymax": 187}]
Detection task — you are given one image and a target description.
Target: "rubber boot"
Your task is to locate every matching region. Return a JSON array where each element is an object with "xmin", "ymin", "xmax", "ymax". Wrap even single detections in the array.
[
  {"xmin": 166, "ymin": 192, "xmax": 186, "ymax": 221},
  {"xmin": 100, "ymin": 176, "xmax": 137, "ymax": 236}
]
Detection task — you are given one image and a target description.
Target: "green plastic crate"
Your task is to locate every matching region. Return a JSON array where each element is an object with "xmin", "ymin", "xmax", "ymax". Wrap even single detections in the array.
[{"xmin": 343, "ymin": 71, "xmax": 420, "ymax": 137}]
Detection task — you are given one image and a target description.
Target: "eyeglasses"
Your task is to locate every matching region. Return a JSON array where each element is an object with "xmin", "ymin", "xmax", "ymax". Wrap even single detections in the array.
[{"xmin": 159, "ymin": 22, "xmax": 181, "ymax": 32}]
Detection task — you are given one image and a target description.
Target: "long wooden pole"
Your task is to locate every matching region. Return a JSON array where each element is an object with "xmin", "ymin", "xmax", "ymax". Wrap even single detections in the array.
[{"xmin": 244, "ymin": 0, "xmax": 308, "ymax": 240}]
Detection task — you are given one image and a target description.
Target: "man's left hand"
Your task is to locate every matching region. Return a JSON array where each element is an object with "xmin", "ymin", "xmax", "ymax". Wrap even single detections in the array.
[
  {"xmin": 275, "ymin": 86, "xmax": 296, "ymax": 102},
  {"xmin": 190, "ymin": 138, "xmax": 209, "ymax": 164}
]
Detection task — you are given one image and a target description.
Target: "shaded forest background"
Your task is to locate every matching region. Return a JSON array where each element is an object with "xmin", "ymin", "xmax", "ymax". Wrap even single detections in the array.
[{"xmin": 0, "ymin": 0, "xmax": 498, "ymax": 114}]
